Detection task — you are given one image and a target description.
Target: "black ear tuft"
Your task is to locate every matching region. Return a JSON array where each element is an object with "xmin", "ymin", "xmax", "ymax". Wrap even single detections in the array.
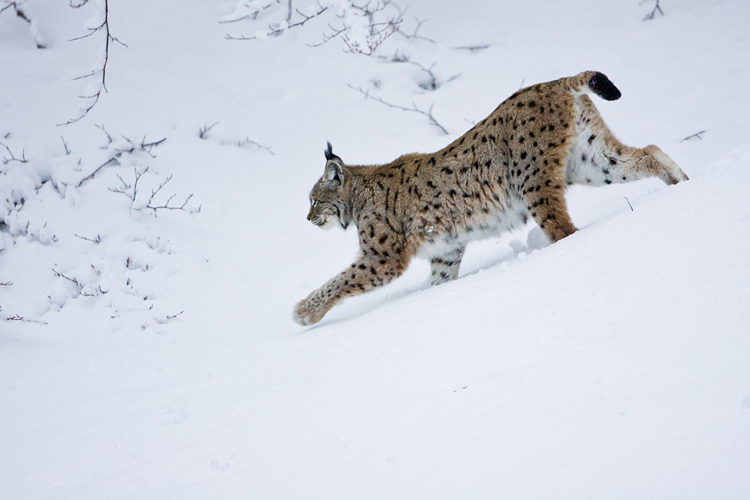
[{"xmin": 325, "ymin": 142, "xmax": 335, "ymax": 161}]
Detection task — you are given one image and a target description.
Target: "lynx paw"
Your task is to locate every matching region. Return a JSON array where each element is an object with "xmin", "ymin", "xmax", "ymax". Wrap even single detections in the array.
[{"xmin": 292, "ymin": 297, "xmax": 326, "ymax": 326}]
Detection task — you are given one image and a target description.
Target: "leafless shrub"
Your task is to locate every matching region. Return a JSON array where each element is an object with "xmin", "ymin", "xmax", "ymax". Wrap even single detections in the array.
[
  {"xmin": 77, "ymin": 130, "xmax": 165, "ymax": 187},
  {"xmin": 225, "ymin": 0, "xmax": 403, "ymax": 56},
  {"xmin": 107, "ymin": 167, "xmax": 199, "ymax": 214},
  {"xmin": 109, "ymin": 166, "xmax": 148, "ymax": 202},
  {"xmin": 144, "ymin": 175, "xmax": 198, "ymax": 213},
  {"xmin": 348, "ymin": 84, "xmax": 448, "ymax": 135}
]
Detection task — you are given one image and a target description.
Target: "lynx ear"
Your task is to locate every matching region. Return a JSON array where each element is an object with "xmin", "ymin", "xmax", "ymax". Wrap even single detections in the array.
[{"xmin": 324, "ymin": 159, "xmax": 344, "ymax": 185}]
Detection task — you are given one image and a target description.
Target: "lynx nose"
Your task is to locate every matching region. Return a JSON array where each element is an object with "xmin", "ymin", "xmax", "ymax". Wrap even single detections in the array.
[{"xmin": 306, "ymin": 210, "xmax": 313, "ymax": 221}]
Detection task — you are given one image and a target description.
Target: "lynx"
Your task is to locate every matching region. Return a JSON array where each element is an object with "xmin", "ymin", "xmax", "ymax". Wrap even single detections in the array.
[{"xmin": 293, "ymin": 71, "xmax": 688, "ymax": 325}]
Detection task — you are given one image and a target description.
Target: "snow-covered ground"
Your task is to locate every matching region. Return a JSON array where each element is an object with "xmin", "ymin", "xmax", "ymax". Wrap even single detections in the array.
[{"xmin": 2, "ymin": 0, "xmax": 749, "ymax": 498}]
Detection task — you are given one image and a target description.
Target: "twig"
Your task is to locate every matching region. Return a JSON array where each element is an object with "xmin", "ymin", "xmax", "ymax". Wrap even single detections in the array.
[
  {"xmin": 681, "ymin": 130, "xmax": 706, "ymax": 142},
  {"xmin": 227, "ymin": 0, "xmax": 400, "ymax": 56},
  {"xmin": 5, "ymin": 314, "xmax": 48, "ymax": 324},
  {"xmin": 97, "ymin": 123, "xmax": 113, "ymax": 144},
  {"xmin": 74, "ymin": 233, "xmax": 101, "ymax": 244},
  {"xmin": 1, "ymin": 1, "xmax": 45, "ymax": 47},
  {"xmin": 0, "ymin": 140, "xmax": 28, "ymax": 165},
  {"xmin": 234, "ymin": 137, "xmax": 274, "ymax": 154},
  {"xmin": 81, "ymin": 285, "xmax": 108, "ymax": 297},
  {"xmin": 61, "ymin": 135, "xmax": 71, "ymax": 155},
  {"xmin": 108, "ymin": 166, "xmax": 148, "ymax": 202},
  {"xmin": 454, "ymin": 44, "xmax": 491, "ymax": 52},
  {"xmin": 61, "ymin": 0, "xmax": 128, "ymax": 125},
  {"xmin": 199, "ymin": 121, "xmax": 219, "ymax": 139},
  {"xmin": 77, "ymin": 157, "xmax": 118, "ymax": 187},
  {"xmin": 348, "ymin": 84, "xmax": 449, "ymax": 135},
  {"xmin": 219, "ymin": 0, "xmax": 281, "ymax": 24},
  {"xmin": 396, "ymin": 16, "xmax": 435, "ymax": 43},
  {"xmin": 0, "ymin": 281, "xmax": 12, "ymax": 286},
  {"xmin": 166, "ymin": 311, "xmax": 184, "ymax": 320},
  {"xmin": 407, "ymin": 60, "xmax": 438, "ymax": 91},
  {"xmin": 141, "ymin": 175, "xmax": 194, "ymax": 213},
  {"xmin": 642, "ymin": 0, "xmax": 664, "ymax": 20},
  {"xmin": 77, "ymin": 133, "xmax": 164, "ymax": 187},
  {"xmin": 624, "ymin": 197, "xmax": 634, "ymax": 212},
  {"xmin": 52, "ymin": 267, "xmax": 82, "ymax": 288},
  {"xmin": 226, "ymin": 2, "xmax": 328, "ymax": 40}
]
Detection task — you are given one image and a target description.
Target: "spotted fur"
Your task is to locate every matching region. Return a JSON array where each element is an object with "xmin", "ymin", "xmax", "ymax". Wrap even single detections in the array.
[{"xmin": 293, "ymin": 71, "xmax": 688, "ymax": 325}]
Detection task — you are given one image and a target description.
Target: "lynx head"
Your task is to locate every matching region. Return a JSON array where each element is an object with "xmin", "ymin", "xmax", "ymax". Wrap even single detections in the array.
[{"xmin": 307, "ymin": 142, "xmax": 350, "ymax": 230}]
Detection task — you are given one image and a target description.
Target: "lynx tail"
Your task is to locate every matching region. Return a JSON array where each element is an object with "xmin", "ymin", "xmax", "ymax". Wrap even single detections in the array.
[{"xmin": 588, "ymin": 72, "xmax": 622, "ymax": 101}]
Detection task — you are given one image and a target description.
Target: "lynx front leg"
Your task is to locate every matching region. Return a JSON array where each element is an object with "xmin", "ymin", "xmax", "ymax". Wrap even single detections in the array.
[
  {"xmin": 293, "ymin": 252, "xmax": 412, "ymax": 326},
  {"xmin": 430, "ymin": 245, "xmax": 466, "ymax": 286}
]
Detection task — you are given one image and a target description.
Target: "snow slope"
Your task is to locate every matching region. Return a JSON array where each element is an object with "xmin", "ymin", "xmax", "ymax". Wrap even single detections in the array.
[{"xmin": 2, "ymin": 0, "xmax": 750, "ymax": 498}]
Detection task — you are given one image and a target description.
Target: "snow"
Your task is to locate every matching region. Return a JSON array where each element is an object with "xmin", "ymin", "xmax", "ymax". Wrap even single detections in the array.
[{"xmin": 2, "ymin": 0, "xmax": 750, "ymax": 498}]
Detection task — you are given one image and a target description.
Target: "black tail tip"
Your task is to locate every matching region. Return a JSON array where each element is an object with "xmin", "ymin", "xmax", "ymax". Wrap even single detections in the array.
[{"xmin": 589, "ymin": 72, "xmax": 622, "ymax": 101}]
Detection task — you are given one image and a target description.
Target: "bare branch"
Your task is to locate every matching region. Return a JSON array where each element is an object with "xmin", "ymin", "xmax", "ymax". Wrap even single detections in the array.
[
  {"xmin": 77, "ymin": 132, "xmax": 164, "ymax": 187},
  {"xmin": 77, "ymin": 157, "xmax": 118, "ymax": 187},
  {"xmin": 81, "ymin": 285, "xmax": 108, "ymax": 297},
  {"xmin": 74, "ymin": 233, "xmax": 102, "ymax": 244},
  {"xmin": 97, "ymin": 123, "xmax": 113, "ymax": 144},
  {"xmin": 5, "ymin": 314, "xmax": 48, "ymax": 325},
  {"xmin": 219, "ymin": 0, "xmax": 281, "ymax": 24},
  {"xmin": 407, "ymin": 60, "xmax": 438, "ymax": 90},
  {"xmin": 227, "ymin": 0, "xmax": 399, "ymax": 55},
  {"xmin": 60, "ymin": 0, "xmax": 128, "ymax": 125},
  {"xmin": 454, "ymin": 44, "xmax": 491, "ymax": 53},
  {"xmin": 396, "ymin": 16, "xmax": 435, "ymax": 44},
  {"xmin": 226, "ymin": 2, "xmax": 327, "ymax": 40},
  {"xmin": 199, "ymin": 121, "xmax": 219, "ymax": 139},
  {"xmin": 0, "ymin": 140, "xmax": 28, "ymax": 165},
  {"xmin": 52, "ymin": 268, "xmax": 82, "ymax": 288},
  {"xmin": 61, "ymin": 135, "xmax": 71, "ymax": 155},
  {"xmin": 234, "ymin": 136, "xmax": 274, "ymax": 154},
  {"xmin": 108, "ymin": 166, "xmax": 148, "ymax": 203},
  {"xmin": 624, "ymin": 197, "xmax": 634, "ymax": 212},
  {"xmin": 642, "ymin": 0, "xmax": 664, "ymax": 20},
  {"xmin": 1, "ymin": 1, "xmax": 45, "ymax": 47},
  {"xmin": 681, "ymin": 130, "xmax": 706, "ymax": 142},
  {"xmin": 348, "ymin": 84, "xmax": 449, "ymax": 135}
]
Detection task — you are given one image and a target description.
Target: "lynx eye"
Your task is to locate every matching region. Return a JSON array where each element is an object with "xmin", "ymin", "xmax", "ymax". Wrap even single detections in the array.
[{"xmin": 311, "ymin": 200, "xmax": 318, "ymax": 207}]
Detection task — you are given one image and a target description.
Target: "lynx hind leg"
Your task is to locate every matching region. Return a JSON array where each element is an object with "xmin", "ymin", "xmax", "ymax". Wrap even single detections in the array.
[
  {"xmin": 430, "ymin": 245, "xmax": 466, "ymax": 286},
  {"xmin": 643, "ymin": 145, "xmax": 689, "ymax": 185},
  {"xmin": 519, "ymin": 144, "xmax": 579, "ymax": 243},
  {"xmin": 573, "ymin": 135, "xmax": 689, "ymax": 187},
  {"xmin": 568, "ymin": 95, "xmax": 688, "ymax": 187}
]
